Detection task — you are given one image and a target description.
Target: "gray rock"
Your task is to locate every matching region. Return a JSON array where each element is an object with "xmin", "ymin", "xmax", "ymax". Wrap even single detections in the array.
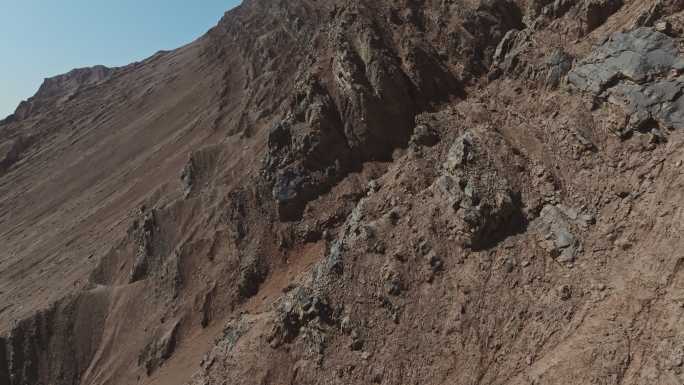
[
  {"xmin": 493, "ymin": 29, "xmax": 521, "ymax": 64},
  {"xmin": 444, "ymin": 132, "xmax": 476, "ymax": 173},
  {"xmin": 569, "ymin": 28, "xmax": 684, "ymax": 93},
  {"xmin": 544, "ymin": 49, "xmax": 573, "ymax": 89},
  {"xmin": 268, "ymin": 287, "xmax": 333, "ymax": 347},
  {"xmin": 533, "ymin": 205, "xmax": 581, "ymax": 264},
  {"xmin": 608, "ymin": 77, "xmax": 684, "ymax": 133},
  {"xmin": 569, "ymin": 28, "xmax": 684, "ymax": 136}
]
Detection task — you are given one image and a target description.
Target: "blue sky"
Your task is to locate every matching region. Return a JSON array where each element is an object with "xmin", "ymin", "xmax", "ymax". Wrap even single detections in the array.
[{"xmin": 0, "ymin": 1, "xmax": 241, "ymax": 118}]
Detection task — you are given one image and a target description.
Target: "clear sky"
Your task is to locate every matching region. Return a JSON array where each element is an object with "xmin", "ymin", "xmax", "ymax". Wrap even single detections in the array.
[{"xmin": 0, "ymin": 0, "xmax": 242, "ymax": 118}]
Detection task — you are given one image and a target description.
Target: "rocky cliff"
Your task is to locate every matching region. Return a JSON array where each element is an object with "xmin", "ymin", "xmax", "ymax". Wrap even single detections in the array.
[{"xmin": 2, "ymin": 1, "xmax": 684, "ymax": 384}]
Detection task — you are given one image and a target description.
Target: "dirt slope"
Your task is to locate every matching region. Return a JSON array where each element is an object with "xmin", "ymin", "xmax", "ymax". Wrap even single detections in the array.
[{"xmin": 1, "ymin": 0, "xmax": 684, "ymax": 384}]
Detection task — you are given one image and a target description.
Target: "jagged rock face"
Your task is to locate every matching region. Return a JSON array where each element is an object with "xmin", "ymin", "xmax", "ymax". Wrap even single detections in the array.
[
  {"xmin": 583, "ymin": 0, "xmax": 624, "ymax": 32},
  {"xmin": 490, "ymin": 28, "xmax": 574, "ymax": 88},
  {"xmin": 3, "ymin": 1, "xmax": 684, "ymax": 385},
  {"xmin": 261, "ymin": 0, "xmax": 528, "ymax": 220}
]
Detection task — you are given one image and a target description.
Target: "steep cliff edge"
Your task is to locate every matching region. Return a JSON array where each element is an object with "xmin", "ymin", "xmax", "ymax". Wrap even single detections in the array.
[{"xmin": 2, "ymin": 1, "xmax": 684, "ymax": 385}]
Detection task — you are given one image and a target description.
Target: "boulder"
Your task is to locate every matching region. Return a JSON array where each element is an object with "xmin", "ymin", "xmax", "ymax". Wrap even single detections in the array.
[
  {"xmin": 532, "ymin": 205, "xmax": 585, "ymax": 265},
  {"xmin": 437, "ymin": 131, "xmax": 524, "ymax": 249}
]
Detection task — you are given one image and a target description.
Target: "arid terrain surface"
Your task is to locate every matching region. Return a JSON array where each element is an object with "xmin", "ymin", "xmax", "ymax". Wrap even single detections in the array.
[{"xmin": 2, "ymin": 0, "xmax": 684, "ymax": 384}]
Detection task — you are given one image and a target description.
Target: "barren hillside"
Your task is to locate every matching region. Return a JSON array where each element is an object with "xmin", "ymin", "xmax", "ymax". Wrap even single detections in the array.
[{"xmin": 2, "ymin": 1, "xmax": 684, "ymax": 384}]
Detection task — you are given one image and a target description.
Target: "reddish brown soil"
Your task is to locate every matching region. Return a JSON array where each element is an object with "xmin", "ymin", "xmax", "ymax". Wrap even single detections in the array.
[{"xmin": 2, "ymin": 1, "xmax": 684, "ymax": 385}]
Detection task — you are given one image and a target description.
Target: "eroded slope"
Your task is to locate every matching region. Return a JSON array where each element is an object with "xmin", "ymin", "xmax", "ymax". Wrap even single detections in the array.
[{"xmin": 2, "ymin": 1, "xmax": 684, "ymax": 385}]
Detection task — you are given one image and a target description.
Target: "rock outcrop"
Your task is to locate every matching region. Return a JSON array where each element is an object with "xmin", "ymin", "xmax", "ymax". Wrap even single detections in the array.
[
  {"xmin": 437, "ymin": 130, "xmax": 525, "ymax": 249},
  {"xmin": 569, "ymin": 27, "xmax": 684, "ymax": 136}
]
